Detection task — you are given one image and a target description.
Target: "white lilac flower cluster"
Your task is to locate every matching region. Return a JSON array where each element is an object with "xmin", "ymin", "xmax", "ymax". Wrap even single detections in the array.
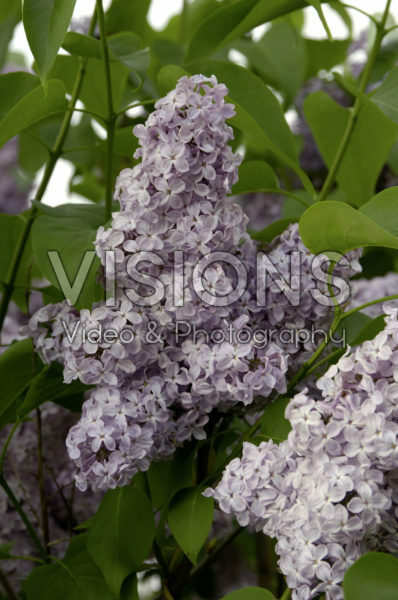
[
  {"xmin": 350, "ymin": 272, "xmax": 398, "ymax": 318},
  {"xmin": 26, "ymin": 75, "xmax": 359, "ymax": 491},
  {"xmin": 207, "ymin": 305, "xmax": 398, "ymax": 600}
]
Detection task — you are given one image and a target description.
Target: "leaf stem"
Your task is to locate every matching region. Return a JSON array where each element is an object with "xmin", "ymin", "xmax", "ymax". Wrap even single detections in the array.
[
  {"xmin": 340, "ymin": 293, "xmax": 398, "ymax": 321},
  {"xmin": 317, "ymin": 0, "xmax": 392, "ymax": 202},
  {"xmin": 0, "ymin": 10, "xmax": 98, "ymax": 334},
  {"xmin": 0, "ymin": 567, "xmax": 18, "ymax": 600},
  {"xmin": 341, "ymin": 3, "xmax": 378, "ymax": 25},
  {"xmin": 4, "ymin": 555, "xmax": 44, "ymax": 564},
  {"xmin": 96, "ymin": 0, "xmax": 115, "ymax": 222},
  {"xmin": 0, "ymin": 421, "xmax": 19, "ymax": 475},
  {"xmin": 36, "ymin": 408, "xmax": 50, "ymax": 553},
  {"xmin": 306, "ymin": 347, "xmax": 344, "ymax": 377}
]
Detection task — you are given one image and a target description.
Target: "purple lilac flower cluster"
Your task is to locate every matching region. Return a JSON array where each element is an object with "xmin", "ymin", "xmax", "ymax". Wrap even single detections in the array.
[
  {"xmin": 207, "ymin": 305, "xmax": 398, "ymax": 600},
  {"xmin": 26, "ymin": 76, "xmax": 289, "ymax": 490},
  {"xmin": 26, "ymin": 76, "xmax": 360, "ymax": 491},
  {"xmin": 258, "ymin": 223, "xmax": 361, "ymax": 361}
]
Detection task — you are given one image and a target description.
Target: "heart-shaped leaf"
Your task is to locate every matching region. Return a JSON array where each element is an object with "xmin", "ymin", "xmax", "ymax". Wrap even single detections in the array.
[
  {"xmin": 23, "ymin": 0, "xmax": 77, "ymax": 86},
  {"xmin": 168, "ymin": 486, "xmax": 214, "ymax": 565}
]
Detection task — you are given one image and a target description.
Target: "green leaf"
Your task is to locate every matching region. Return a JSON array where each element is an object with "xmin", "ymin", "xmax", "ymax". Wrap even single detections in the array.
[
  {"xmin": 108, "ymin": 32, "xmax": 146, "ymax": 71},
  {"xmin": 186, "ymin": 0, "xmax": 315, "ymax": 62},
  {"xmin": 23, "ymin": 0, "xmax": 77, "ymax": 86},
  {"xmin": 19, "ymin": 130, "xmax": 50, "ymax": 175},
  {"xmin": 120, "ymin": 574, "xmax": 139, "ymax": 600},
  {"xmin": 87, "ymin": 486, "xmax": 155, "ymax": 596},
  {"xmin": 31, "ymin": 204, "xmax": 104, "ymax": 310},
  {"xmin": 0, "ymin": 0, "xmax": 21, "ymax": 21},
  {"xmin": 250, "ymin": 218, "xmax": 297, "ymax": 243},
  {"xmin": 146, "ymin": 449, "xmax": 194, "ymax": 510},
  {"xmin": 18, "ymin": 362, "xmax": 89, "ymax": 418},
  {"xmin": 372, "ymin": 67, "xmax": 398, "ymax": 125},
  {"xmin": 26, "ymin": 551, "xmax": 117, "ymax": 600},
  {"xmin": 63, "ymin": 32, "xmax": 149, "ymax": 83},
  {"xmin": 74, "ymin": 517, "xmax": 94, "ymax": 532},
  {"xmin": 0, "ymin": 76, "xmax": 66, "ymax": 148},
  {"xmin": 188, "ymin": 60, "xmax": 298, "ymax": 162},
  {"xmin": 106, "ymin": 0, "xmax": 152, "ymax": 42},
  {"xmin": 111, "ymin": 126, "xmax": 139, "ymax": 159},
  {"xmin": 337, "ymin": 312, "xmax": 372, "ymax": 345},
  {"xmin": 64, "ymin": 534, "xmax": 89, "ymax": 560},
  {"xmin": 149, "ymin": 39, "xmax": 185, "ymax": 85},
  {"xmin": 260, "ymin": 398, "xmax": 291, "ymax": 442},
  {"xmin": 220, "ymin": 587, "xmax": 277, "ymax": 600},
  {"xmin": 0, "ymin": 339, "xmax": 37, "ymax": 427},
  {"xmin": 0, "ymin": 543, "xmax": 14, "ymax": 559},
  {"xmin": 160, "ymin": 62, "xmax": 314, "ymax": 195},
  {"xmin": 168, "ymin": 486, "xmax": 214, "ymax": 565},
  {"xmin": 0, "ymin": 11, "xmax": 20, "ymax": 72},
  {"xmin": 304, "ymin": 38, "xmax": 350, "ymax": 79},
  {"xmin": 350, "ymin": 314, "xmax": 386, "ymax": 346},
  {"xmin": 62, "ymin": 32, "xmax": 103, "ymax": 59},
  {"xmin": 49, "ymin": 55, "xmax": 129, "ymax": 119},
  {"xmin": 299, "ymin": 200, "xmax": 398, "ymax": 255},
  {"xmin": 360, "ymin": 187, "xmax": 398, "ymax": 235},
  {"xmin": 251, "ymin": 22, "xmax": 307, "ymax": 103},
  {"xmin": 283, "ymin": 191, "xmax": 315, "ymax": 219},
  {"xmin": 32, "ymin": 201, "xmax": 105, "ymax": 222},
  {"xmin": 0, "ymin": 214, "xmax": 24, "ymax": 284},
  {"xmin": 231, "ymin": 161, "xmax": 278, "ymax": 195},
  {"xmin": 343, "ymin": 552, "xmax": 398, "ymax": 600},
  {"xmin": 70, "ymin": 173, "xmax": 104, "ymax": 203},
  {"xmin": 163, "ymin": 0, "xmax": 221, "ymax": 44},
  {"xmin": 304, "ymin": 91, "xmax": 397, "ymax": 206},
  {"xmin": 0, "ymin": 72, "xmax": 41, "ymax": 117},
  {"xmin": 157, "ymin": 64, "xmax": 188, "ymax": 97},
  {"xmin": 0, "ymin": 213, "xmax": 41, "ymax": 312}
]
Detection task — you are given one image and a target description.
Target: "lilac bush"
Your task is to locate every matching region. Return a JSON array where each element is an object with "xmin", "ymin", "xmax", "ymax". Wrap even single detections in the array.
[{"xmin": 2, "ymin": 2, "xmax": 398, "ymax": 599}]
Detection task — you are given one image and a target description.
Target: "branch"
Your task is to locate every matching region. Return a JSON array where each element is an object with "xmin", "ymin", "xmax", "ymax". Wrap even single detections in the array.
[
  {"xmin": 0, "ymin": 567, "xmax": 18, "ymax": 600},
  {"xmin": 318, "ymin": 0, "xmax": 393, "ymax": 202},
  {"xmin": 0, "ymin": 475, "xmax": 48, "ymax": 561},
  {"xmin": 0, "ymin": 9, "xmax": 98, "ymax": 334},
  {"xmin": 96, "ymin": 0, "xmax": 115, "ymax": 222},
  {"xmin": 36, "ymin": 408, "xmax": 50, "ymax": 553}
]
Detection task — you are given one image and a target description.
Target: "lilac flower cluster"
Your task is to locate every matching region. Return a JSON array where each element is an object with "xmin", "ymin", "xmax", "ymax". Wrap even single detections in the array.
[
  {"xmin": 26, "ymin": 76, "xmax": 360, "ymax": 491},
  {"xmin": 350, "ymin": 272, "xmax": 398, "ymax": 318},
  {"xmin": 207, "ymin": 305, "xmax": 398, "ymax": 600},
  {"xmin": 26, "ymin": 76, "xmax": 290, "ymax": 490},
  {"xmin": 259, "ymin": 223, "xmax": 361, "ymax": 361}
]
